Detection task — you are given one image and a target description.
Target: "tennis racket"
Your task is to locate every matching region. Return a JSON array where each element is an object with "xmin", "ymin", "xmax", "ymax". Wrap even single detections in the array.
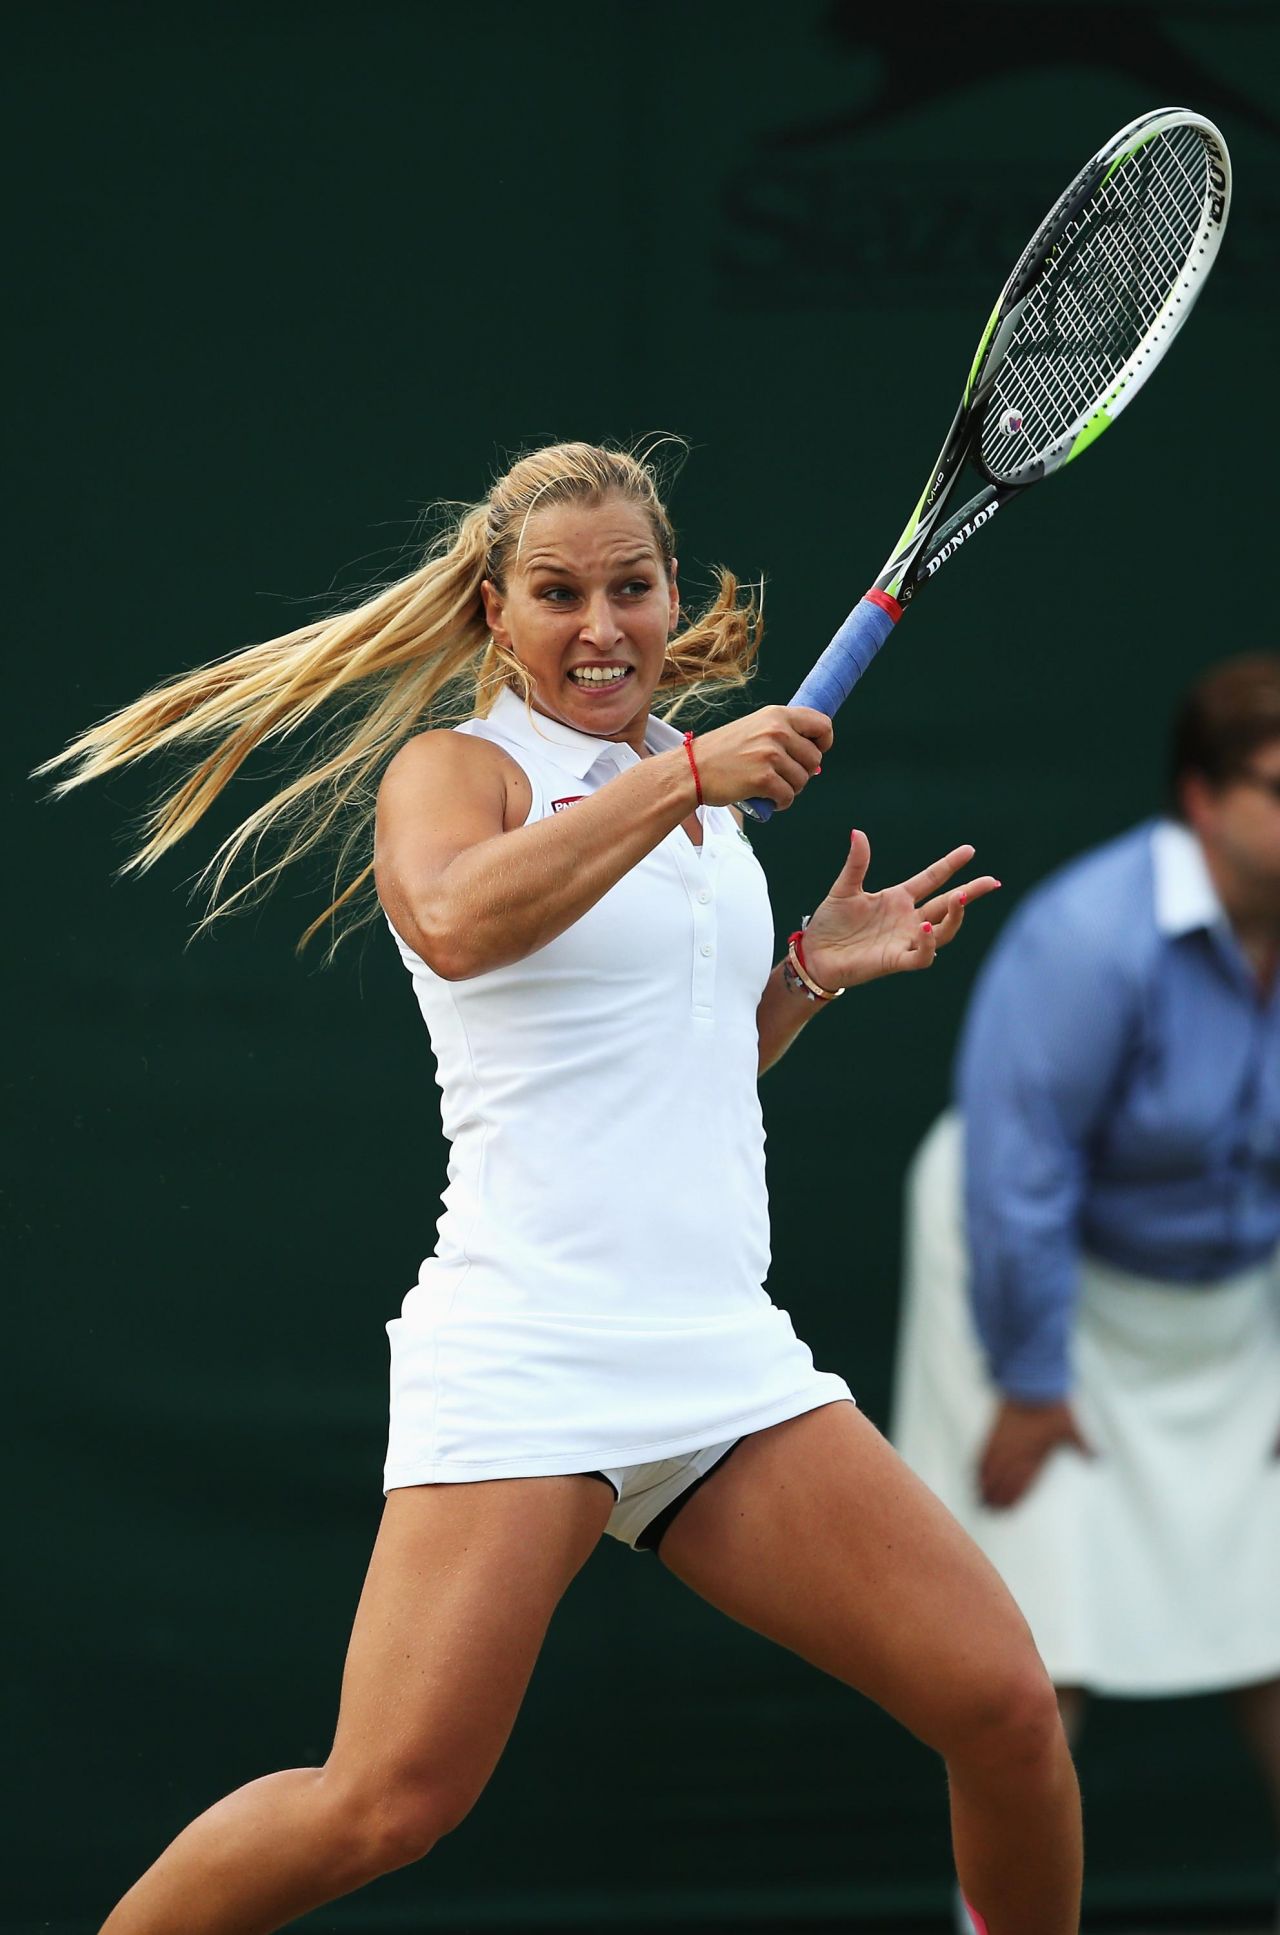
[{"xmin": 744, "ymin": 106, "xmax": 1231, "ymax": 821}]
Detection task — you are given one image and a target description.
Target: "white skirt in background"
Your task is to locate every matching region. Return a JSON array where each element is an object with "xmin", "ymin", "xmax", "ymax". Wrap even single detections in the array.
[{"xmin": 891, "ymin": 1112, "xmax": 1280, "ymax": 1697}]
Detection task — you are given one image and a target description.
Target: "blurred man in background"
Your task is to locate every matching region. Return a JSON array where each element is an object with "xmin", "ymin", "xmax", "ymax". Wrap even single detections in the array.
[{"xmin": 892, "ymin": 654, "xmax": 1280, "ymax": 1929}]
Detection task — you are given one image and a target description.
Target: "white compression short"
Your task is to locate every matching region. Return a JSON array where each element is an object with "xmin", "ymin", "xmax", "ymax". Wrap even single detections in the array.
[{"xmin": 590, "ymin": 1438, "xmax": 743, "ymax": 1551}]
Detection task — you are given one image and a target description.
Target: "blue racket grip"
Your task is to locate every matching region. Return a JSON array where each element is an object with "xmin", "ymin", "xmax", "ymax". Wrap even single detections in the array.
[{"xmin": 742, "ymin": 591, "xmax": 901, "ymax": 822}]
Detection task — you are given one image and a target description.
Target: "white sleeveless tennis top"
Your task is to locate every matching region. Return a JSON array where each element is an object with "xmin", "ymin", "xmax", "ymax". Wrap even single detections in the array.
[{"xmin": 382, "ymin": 686, "xmax": 851, "ymax": 1485}]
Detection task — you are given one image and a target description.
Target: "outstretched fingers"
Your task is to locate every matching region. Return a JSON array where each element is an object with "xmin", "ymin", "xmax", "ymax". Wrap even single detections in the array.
[
  {"xmin": 901, "ymin": 843, "xmax": 977, "ymax": 903},
  {"xmin": 824, "ymin": 827, "xmax": 872, "ymax": 901},
  {"xmin": 919, "ymin": 873, "xmax": 1002, "ymax": 944},
  {"xmin": 903, "ymin": 920, "xmax": 939, "ymax": 971},
  {"xmin": 883, "ymin": 908, "xmax": 939, "ymax": 975}
]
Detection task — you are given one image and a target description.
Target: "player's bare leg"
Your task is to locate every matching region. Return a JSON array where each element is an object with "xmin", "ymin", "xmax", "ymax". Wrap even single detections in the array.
[
  {"xmin": 659, "ymin": 1403, "xmax": 1082, "ymax": 1935},
  {"xmin": 953, "ymin": 1690, "xmax": 1086, "ymax": 1933},
  {"xmin": 99, "ymin": 1475, "xmax": 613, "ymax": 1935}
]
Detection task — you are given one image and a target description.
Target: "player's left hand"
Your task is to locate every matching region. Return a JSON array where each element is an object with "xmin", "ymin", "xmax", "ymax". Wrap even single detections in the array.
[{"xmin": 801, "ymin": 832, "xmax": 1000, "ymax": 991}]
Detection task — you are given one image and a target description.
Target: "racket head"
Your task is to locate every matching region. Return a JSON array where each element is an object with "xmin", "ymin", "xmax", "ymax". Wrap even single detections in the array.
[{"xmin": 971, "ymin": 109, "xmax": 1231, "ymax": 487}]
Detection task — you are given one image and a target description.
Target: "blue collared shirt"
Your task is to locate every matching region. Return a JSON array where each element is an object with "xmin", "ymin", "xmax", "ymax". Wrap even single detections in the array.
[{"xmin": 956, "ymin": 820, "xmax": 1280, "ymax": 1401}]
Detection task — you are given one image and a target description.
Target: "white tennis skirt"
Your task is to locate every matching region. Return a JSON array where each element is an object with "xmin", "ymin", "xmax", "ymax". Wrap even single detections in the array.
[
  {"xmin": 383, "ymin": 1275, "xmax": 853, "ymax": 1491},
  {"xmin": 891, "ymin": 1113, "xmax": 1280, "ymax": 1697}
]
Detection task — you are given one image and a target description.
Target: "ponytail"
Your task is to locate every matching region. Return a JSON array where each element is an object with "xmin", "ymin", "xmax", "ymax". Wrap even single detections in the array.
[{"xmin": 39, "ymin": 441, "xmax": 761, "ymax": 954}]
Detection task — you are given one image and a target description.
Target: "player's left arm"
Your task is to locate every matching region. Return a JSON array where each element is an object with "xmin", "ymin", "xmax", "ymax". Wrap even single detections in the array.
[{"xmin": 756, "ymin": 831, "xmax": 999, "ymax": 1074}]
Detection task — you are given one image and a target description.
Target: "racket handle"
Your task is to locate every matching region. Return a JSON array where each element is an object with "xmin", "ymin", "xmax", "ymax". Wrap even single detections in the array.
[{"xmin": 741, "ymin": 591, "xmax": 902, "ymax": 822}]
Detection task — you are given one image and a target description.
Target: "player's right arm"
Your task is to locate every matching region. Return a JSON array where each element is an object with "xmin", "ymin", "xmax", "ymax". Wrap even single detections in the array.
[{"xmin": 375, "ymin": 706, "xmax": 830, "ymax": 980}]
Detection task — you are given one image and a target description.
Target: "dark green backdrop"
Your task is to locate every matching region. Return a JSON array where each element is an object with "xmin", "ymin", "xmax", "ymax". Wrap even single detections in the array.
[{"xmin": 7, "ymin": 4, "xmax": 1279, "ymax": 1929}]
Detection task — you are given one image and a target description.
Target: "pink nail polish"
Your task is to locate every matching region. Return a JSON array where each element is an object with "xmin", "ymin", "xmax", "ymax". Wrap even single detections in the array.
[
  {"xmin": 958, "ymin": 891, "xmax": 968, "ymax": 905},
  {"xmin": 921, "ymin": 921, "xmax": 933, "ymax": 934}
]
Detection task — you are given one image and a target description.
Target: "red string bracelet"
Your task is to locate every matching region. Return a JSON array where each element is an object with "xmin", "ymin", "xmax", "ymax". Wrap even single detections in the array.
[
  {"xmin": 786, "ymin": 926, "xmax": 845, "ymax": 1002},
  {"xmin": 682, "ymin": 730, "xmax": 703, "ymax": 807}
]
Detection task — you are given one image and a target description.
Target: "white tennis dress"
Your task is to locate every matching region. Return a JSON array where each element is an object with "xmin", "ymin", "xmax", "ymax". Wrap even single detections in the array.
[{"xmin": 382, "ymin": 687, "xmax": 851, "ymax": 1489}]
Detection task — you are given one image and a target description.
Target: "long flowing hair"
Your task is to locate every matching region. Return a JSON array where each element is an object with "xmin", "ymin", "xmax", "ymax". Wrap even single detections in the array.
[{"xmin": 37, "ymin": 440, "xmax": 762, "ymax": 956}]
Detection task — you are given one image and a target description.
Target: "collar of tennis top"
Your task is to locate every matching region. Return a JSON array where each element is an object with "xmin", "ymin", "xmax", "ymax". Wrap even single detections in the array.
[
  {"xmin": 484, "ymin": 683, "xmax": 688, "ymax": 780},
  {"xmin": 1152, "ymin": 818, "xmax": 1223, "ymax": 937}
]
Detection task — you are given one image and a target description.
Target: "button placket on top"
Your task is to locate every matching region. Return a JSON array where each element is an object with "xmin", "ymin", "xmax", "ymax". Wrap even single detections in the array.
[
  {"xmin": 590, "ymin": 739, "xmax": 722, "ymax": 1018},
  {"xmin": 671, "ymin": 814, "xmax": 722, "ymax": 1019}
]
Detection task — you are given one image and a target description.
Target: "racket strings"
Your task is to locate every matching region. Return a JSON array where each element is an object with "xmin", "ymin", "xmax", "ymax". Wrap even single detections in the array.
[{"xmin": 979, "ymin": 124, "xmax": 1210, "ymax": 477}]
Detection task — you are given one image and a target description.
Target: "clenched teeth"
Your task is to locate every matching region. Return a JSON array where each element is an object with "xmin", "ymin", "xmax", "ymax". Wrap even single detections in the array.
[{"xmin": 568, "ymin": 666, "xmax": 631, "ymax": 684}]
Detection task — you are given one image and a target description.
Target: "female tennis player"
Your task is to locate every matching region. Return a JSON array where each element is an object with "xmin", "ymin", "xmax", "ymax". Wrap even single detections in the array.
[{"xmin": 49, "ymin": 443, "xmax": 1082, "ymax": 1935}]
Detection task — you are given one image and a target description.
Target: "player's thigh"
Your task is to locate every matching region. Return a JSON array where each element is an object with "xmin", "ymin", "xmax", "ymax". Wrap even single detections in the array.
[
  {"xmin": 327, "ymin": 1474, "xmax": 613, "ymax": 1815},
  {"xmin": 659, "ymin": 1402, "xmax": 1050, "ymax": 1755}
]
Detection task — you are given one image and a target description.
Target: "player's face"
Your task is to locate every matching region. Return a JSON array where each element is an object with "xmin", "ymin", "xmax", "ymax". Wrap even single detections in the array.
[
  {"xmin": 1190, "ymin": 735, "xmax": 1280, "ymax": 903},
  {"xmin": 480, "ymin": 497, "xmax": 679, "ymax": 752}
]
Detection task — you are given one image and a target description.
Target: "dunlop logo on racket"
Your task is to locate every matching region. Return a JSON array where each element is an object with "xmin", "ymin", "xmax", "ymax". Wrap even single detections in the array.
[
  {"xmin": 741, "ymin": 107, "xmax": 1232, "ymax": 823},
  {"xmin": 923, "ymin": 501, "xmax": 1001, "ymax": 579}
]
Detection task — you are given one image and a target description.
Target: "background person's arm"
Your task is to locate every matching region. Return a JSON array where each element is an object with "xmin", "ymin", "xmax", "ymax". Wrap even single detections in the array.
[{"xmin": 958, "ymin": 891, "xmax": 1138, "ymax": 1504}]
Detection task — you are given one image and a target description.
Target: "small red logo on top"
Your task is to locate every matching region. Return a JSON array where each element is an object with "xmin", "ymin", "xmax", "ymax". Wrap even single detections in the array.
[{"xmin": 552, "ymin": 796, "xmax": 586, "ymax": 812}]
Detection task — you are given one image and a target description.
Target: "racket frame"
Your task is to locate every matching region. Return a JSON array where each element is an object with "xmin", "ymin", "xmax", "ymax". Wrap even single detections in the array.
[
  {"xmin": 876, "ymin": 107, "xmax": 1231, "ymax": 612},
  {"xmin": 741, "ymin": 107, "xmax": 1231, "ymax": 821}
]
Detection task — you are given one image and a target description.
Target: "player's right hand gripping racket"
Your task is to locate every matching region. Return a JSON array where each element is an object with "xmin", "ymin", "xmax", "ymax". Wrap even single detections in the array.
[{"xmin": 744, "ymin": 106, "xmax": 1231, "ymax": 820}]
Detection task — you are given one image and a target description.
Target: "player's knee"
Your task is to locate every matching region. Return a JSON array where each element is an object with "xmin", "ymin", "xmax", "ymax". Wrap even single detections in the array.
[
  {"xmin": 955, "ymin": 1651, "xmax": 1064, "ymax": 1779},
  {"xmin": 320, "ymin": 1767, "xmax": 477, "ymax": 1880}
]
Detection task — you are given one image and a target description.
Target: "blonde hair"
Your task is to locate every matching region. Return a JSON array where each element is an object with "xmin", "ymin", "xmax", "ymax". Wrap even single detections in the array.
[{"xmin": 37, "ymin": 440, "xmax": 762, "ymax": 956}]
